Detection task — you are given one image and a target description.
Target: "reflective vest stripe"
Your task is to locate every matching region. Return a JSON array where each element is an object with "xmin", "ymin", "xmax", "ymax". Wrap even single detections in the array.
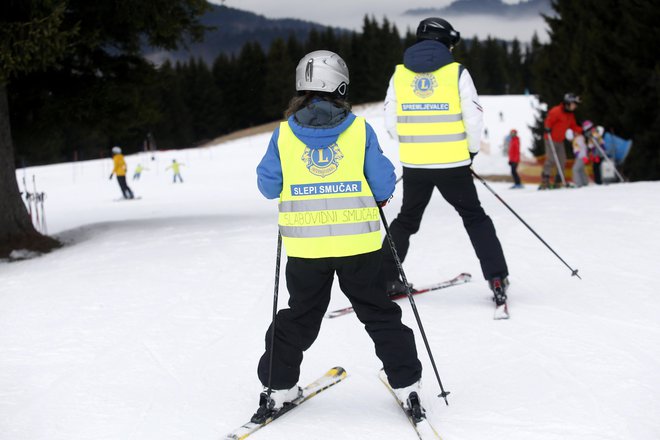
[
  {"xmin": 279, "ymin": 196, "xmax": 375, "ymax": 212},
  {"xmin": 397, "ymin": 114, "xmax": 463, "ymax": 123},
  {"xmin": 400, "ymin": 158, "xmax": 470, "ymax": 168},
  {"xmin": 398, "ymin": 133, "xmax": 467, "ymax": 143},
  {"xmin": 280, "ymin": 221, "xmax": 380, "ymax": 238}
]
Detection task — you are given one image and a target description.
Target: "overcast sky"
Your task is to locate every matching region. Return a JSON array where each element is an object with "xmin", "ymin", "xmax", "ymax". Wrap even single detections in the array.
[{"xmin": 213, "ymin": 0, "xmax": 549, "ymax": 42}]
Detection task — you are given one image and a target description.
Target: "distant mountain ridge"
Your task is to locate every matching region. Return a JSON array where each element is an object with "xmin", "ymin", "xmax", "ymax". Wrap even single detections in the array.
[
  {"xmin": 145, "ymin": 1, "xmax": 548, "ymax": 66},
  {"xmin": 145, "ymin": 4, "xmax": 345, "ymax": 65},
  {"xmin": 405, "ymin": 0, "xmax": 552, "ymax": 17}
]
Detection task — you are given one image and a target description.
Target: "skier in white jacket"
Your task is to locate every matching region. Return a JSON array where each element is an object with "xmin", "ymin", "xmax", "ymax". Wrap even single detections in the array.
[{"xmin": 380, "ymin": 17, "xmax": 510, "ymax": 313}]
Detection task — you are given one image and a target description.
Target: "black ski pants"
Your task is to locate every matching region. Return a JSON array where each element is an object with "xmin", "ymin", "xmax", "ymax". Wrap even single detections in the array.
[
  {"xmin": 257, "ymin": 250, "xmax": 422, "ymax": 390},
  {"xmin": 381, "ymin": 166, "xmax": 508, "ymax": 282},
  {"xmin": 117, "ymin": 176, "xmax": 134, "ymax": 199},
  {"xmin": 510, "ymin": 162, "xmax": 521, "ymax": 185}
]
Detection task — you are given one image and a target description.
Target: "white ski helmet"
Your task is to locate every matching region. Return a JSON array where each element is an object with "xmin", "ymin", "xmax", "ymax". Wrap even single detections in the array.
[
  {"xmin": 295, "ymin": 50, "xmax": 349, "ymax": 97},
  {"xmin": 112, "ymin": 146, "xmax": 122, "ymax": 154}
]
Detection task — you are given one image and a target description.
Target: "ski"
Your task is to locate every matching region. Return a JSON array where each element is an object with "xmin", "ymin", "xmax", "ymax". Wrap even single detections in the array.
[
  {"xmin": 223, "ymin": 366, "xmax": 348, "ymax": 440},
  {"xmin": 494, "ymin": 303, "xmax": 510, "ymax": 320},
  {"xmin": 326, "ymin": 273, "xmax": 472, "ymax": 319},
  {"xmin": 378, "ymin": 369, "xmax": 443, "ymax": 439}
]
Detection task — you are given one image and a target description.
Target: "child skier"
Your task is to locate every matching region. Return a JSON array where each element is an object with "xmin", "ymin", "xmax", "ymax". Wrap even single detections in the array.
[
  {"xmin": 571, "ymin": 133, "xmax": 590, "ymax": 188},
  {"xmin": 582, "ymin": 120, "xmax": 604, "ymax": 184},
  {"xmin": 132, "ymin": 163, "xmax": 148, "ymax": 180},
  {"xmin": 165, "ymin": 159, "xmax": 184, "ymax": 183},
  {"xmin": 253, "ymin": 50, "xmax": 424, "ymax": 424}
]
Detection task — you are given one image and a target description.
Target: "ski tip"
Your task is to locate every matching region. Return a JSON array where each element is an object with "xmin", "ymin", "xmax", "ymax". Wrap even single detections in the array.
[{"xmin": 329, "ymin": 366, "xmax": 348, "ymax": 377}]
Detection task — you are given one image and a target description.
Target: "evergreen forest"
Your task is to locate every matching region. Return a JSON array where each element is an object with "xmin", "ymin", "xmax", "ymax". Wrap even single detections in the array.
[{"xmin": 5, "ymin": 0, "xmax": 660, "ymax": 180}]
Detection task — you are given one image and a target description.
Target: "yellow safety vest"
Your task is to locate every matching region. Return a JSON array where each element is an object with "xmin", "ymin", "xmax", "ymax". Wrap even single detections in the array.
[
  {"xmin": 393, "ymin": 62, "xmax": 470, "ymax": 168},
  {"xmin": 277, "ymin": 117, "xmax": 381, "ymax": 258}
]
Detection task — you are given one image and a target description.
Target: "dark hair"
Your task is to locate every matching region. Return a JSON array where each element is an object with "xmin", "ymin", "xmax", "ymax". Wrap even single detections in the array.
[{"xmin": 284, "ymin": 91, "xmax": 352, "ymax": 118}]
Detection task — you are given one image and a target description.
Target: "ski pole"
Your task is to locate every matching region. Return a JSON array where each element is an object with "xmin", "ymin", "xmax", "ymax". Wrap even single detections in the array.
[
  {"xmin": 470, "ymin": 169, "xmax": 581, "ymax": 279},
  {"xmin": 592, "ymin": 140, "xmax": 625, "ymax": 182},
  {"xmin": 544, "ymin": 133, "xmax": 567, "ymax": 187},
  {"xmin": 32, "ymin": 175, "xmax": 41, "ymax": 233},
  {"xmin": 22, "ymin": 176, "xmax": 33, "ymax": 220},
  {"xmin": 39, "ymin": 193, "xmax": 47, "ymax": 235},
  {"xmin": 378, "ymin": 206, "xmax": 451, "ymax": 405},
  {"xmin": 265, "ymin": 232, "xmax": 283, "ymax": 400}
]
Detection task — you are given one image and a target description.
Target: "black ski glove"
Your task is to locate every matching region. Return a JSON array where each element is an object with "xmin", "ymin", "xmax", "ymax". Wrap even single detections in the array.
[{"xmin": 377, "ymin": 195, "xmax": 393, "ymax": 208}]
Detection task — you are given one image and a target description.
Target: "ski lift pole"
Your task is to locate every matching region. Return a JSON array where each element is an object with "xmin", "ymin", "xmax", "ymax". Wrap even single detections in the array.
[{"xmin": 471, "ymin": 169, "xmax": 581, "ymax": 279}]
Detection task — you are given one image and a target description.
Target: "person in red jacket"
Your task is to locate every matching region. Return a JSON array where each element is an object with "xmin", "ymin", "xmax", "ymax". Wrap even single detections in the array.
[
  {"xmin": 508, "ymin": 129, "xmax": 523, "ymax": 188},
  {"xmin": 540, "ymin": 93, "xmax": 583, "ymax": 189}
]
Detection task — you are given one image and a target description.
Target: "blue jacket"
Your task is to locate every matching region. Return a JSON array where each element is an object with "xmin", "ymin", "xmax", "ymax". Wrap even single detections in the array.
[{"xmin": 256, "ymin": 101, "xmax": 395, "ymax": 202}]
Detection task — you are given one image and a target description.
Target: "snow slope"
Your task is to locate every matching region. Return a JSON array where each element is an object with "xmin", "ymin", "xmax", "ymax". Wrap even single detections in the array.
[{"xmin": 2, "ymin": 96, "xmax": 659, "ymax": 440}]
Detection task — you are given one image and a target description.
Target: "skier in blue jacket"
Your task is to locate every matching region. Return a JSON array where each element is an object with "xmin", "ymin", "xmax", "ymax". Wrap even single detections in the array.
[{"xmin": 251, "ymin": 50, "xmax": 425, "ymax": 426}]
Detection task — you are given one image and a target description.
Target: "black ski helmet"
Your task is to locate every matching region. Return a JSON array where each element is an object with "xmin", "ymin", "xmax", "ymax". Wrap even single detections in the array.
[
  {"xmin": 563, "ymin": 92, "xmax": 581, "ymax": 105},
  {"xmin": 416, "ymin": 17, "xmax": 461, "ymax": 47}
]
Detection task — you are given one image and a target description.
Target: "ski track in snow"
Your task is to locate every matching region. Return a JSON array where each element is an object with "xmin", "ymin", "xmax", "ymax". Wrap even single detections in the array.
[{"xmin": 2, "ymin": 96, "xmax": 660, "ymax": 440}]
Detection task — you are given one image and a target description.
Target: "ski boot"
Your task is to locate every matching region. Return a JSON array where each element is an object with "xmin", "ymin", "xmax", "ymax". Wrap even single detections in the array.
[
  {"xmin": 538, "ymin": 173, "xmax": 551, "ymax": 190},
  {"xmin": 250, "ymin": 385, "xmax": 302, "ymax": 424},
  {"xmin": 394, "ymin": 381, "xmax": 426, "ymax": 424},
  {"xmin": 489, "ymin": 277, "xmax": 510, "ymax": 319},
  {"xmin": 386, "ymin": 279, "xmax": 412, "ymax": 297}
]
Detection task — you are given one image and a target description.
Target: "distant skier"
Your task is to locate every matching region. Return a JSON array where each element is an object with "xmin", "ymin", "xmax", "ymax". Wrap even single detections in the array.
[
  {"xmin": 582, "ymin": 120, "xmax": 604, "ymax": 184},
  {"xmin": 571, "ymin": 133, "xmax": 590, "ymax": 188},
  {"xmin": 109, "ymin": 146, "xmax": 134, "ymax": 199},
  {"xmin": 253, "ymin": 50, "xmax": 424, "ymax": 424},
  {"xmin": 508, "ymin": 129, "xmax": 523, "ymax": 188},
  {"xmin": 540, "ymin": 93, "xmax": 582, "ymax": 189},
  {"xmin": 165, "ymin": 159, "xmax": 184, "ymax": 183},
  {"xmin": 132, "ymin": 163, "xmax": 148, "ymax": 180}
]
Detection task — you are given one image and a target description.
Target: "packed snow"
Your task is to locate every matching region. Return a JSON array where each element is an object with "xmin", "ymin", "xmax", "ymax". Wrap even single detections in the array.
[{"xmin": 2, "ymin": 95, "xmax": 659, "ymax": 440}]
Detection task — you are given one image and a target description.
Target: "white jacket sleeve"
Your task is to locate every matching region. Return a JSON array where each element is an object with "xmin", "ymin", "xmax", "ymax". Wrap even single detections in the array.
[
  {"xmin": 459, "ymin": 68, "xmax": 483, "ymax": 154},
  {"xmin": 383, "ymin": 75, "xmax": 398, "ymax": 140}
]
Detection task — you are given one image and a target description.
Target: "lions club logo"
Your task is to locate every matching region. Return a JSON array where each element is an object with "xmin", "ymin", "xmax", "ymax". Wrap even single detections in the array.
[
  {"xmin": 301, "ymin": 143, "xmax": 343, "ymax": 177},
  {"xmin": 412, "ymin": 74, "xmax": 438, "ymax": 98}
]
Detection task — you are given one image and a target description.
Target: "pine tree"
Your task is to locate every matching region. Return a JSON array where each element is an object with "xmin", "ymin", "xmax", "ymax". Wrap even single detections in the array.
[
  {"xmin": 263, "ymin": 38, "xmax": 296, "ymax": 120},
  {"xmin": 154, "ymin": 61, "xmax": 195, "ymax": 148},
  {"xmin": 0, "ymin": 0, "xmax": 209, "ymax": 257}
]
